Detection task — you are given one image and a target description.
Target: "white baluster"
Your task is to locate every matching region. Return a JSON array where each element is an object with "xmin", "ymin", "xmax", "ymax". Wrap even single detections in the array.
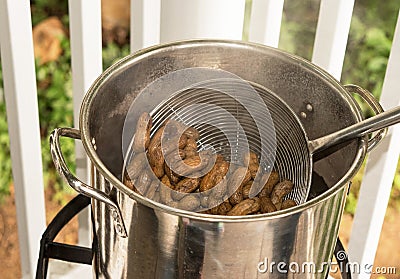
[
  {"xmin": 0, "ymin": 0, "xmax": 46, "ymax": 277},
  {"xmin": 69, "ymin": 0, "xmax": 102, "ymax": 249},
  {"xmin": 312, "ymin": 0, "xmax": 355, "ymax": 80},
  {"xmin": 160, "ymin": 0, "xmax": 246, "ymax": 43},
  {"xmin": 348, "ymin": 11, "xmax": 400, "ymax": 279},
  {"xmin": 131, "ymin": 0, "xmax": 161, "ymax": 52},
  {"xmin": 249, "ymin": 0, "xmax": 284, "ymax": 48}
]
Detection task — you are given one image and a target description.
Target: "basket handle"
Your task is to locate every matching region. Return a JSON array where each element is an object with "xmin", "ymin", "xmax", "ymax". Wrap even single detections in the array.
[
  {"xmin": 50, "ymin": 128, "xmax": 127, "ymax": 237},
  {"xmin": 344, "ymin": 84, "xmax": 387, "ymax": 152}
]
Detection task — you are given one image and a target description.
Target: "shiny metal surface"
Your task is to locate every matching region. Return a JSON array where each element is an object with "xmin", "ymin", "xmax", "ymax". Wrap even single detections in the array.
[
  {"xmin": 50, "ymin": 127, "xmax": 127, "ymax": 237},
  {"xmin": 344, "ymin": 84, "xmax": 387, "ymax": 152},
  {"xmin": 308, "ymin": 100, "xmax": 398, "ymax": 154},
  {"xmin": 92, "ymin": 171, "xmax": 348, "ymax": 278},
  {"xmin": 51, "ymin": 40, "xmax": 388, "ymax": 278},
  {"xmin": 309, "ymin": 104, "xmax": 400, "ymax": 153},
  {"xmin": 82, "ymin": 40, "xmax": 367, "ymax": 189}
]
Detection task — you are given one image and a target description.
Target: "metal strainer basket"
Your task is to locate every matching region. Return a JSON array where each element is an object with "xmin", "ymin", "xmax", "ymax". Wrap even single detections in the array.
[
  {"xmin": 123, "ymin": 75, "xmax": 400, "ymax": 210},
  {"xmin": 123, "ymin": 77, "xmax": 311, "ymax": 206}
]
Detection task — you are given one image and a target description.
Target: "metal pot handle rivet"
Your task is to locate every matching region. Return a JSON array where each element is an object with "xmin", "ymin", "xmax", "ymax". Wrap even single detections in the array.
[
  {"xmin": 50, "ymin": 127, "xmax": 128, "ymax": 238},
  {"xmin": 344, "ymin": 84, "xmax": 387, "ymax": 152}
]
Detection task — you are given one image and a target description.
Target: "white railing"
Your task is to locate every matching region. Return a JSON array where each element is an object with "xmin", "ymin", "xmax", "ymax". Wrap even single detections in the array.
[
  {"xmin": 68, "ymin": 0, "xmax": 103, "ymax": 248},
  {"xmin": 0, "ymin": 1, "xmax": 46, "ymax": 277},
  {"xmin": 0, "ymin": 0, "xmax": 399, "ymax": 278},
  {"xmin": 349, "ymin": 12, "xmax": 400, "ymax": 279}
]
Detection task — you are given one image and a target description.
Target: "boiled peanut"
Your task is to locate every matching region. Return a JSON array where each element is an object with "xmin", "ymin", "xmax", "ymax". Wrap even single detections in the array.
[
  {"xmin": 208, "ymin": 178, "xmax": 227, "ymax": 205},
  {"xmin": 217, "ymin": 200, "xmax": 233, "ymax": 215},
  {"xmin": 259, "ymin": 196, "xmax": 277, "ymax": 213},
  {"xmin": 209, "ymin": 205, "xmax": 220, "ymax": 215},
  {"xmin": 228, "ymin": 167, "xmax": 251, "ymax": 191},
  {"xmin": 226, "ymin": 198, "xmax": 260, "ymax": 216},
  {"xmin": 132, "ymin": 112, "xmax": 152, "ymax": 152},
  {"xmin": 160, "ymin": 175, "xmax": 174, "ymax": 204},
  {"xmin": 123, "ymin": 171, "xmax": 136, "ymax": 192},
  {"xmin": 281, "ymin": 199, "xmax": 297, "ymax": 210},
  {"xmin": 165, "ymin": 150, "xmax": 182, "ymax": 164},
  {"xmin": 160, "ymin": 134, "xmax": 187, "ymax": 156},
  {"xmin": 174, "ymin": 177, "xmax": 200, "ymax": 194},
  {"xmin": 129, "ymin": 113, "xmax": 300, "ymax": 216},
  {"xmin": 178, "ymin": 195, "xmax": 201, "ymax": 211},
  {"xmin": 185, "ymin": 138, "xmax": 197, "ymax": 150},
  {"xmin": 167, "ymin": 200, "xmax": 179, "ymax": 208},
  {"xmin": 148, "ymin": 147, "xmax": 164, "ymax": 178},
  {"xmin": 229, "ymin": 184, "xmax": 244, "ymax": 205},
  {"xmin": 182, "ymin": 137, "xmax": 197, "ymax": 158},
  {"xmin": 271, "ymin": 180, "xmax": 294, "ymax": 206},
  {"xmin": 151, "ymin": 163, "xmax": 165, "ymax": 178},
  {"xmin": 200, "ymin": 195, "xmax": 210, "ymax": 207},
  {"xmin": 243, "ymin": 151, "xmax": 258, "ymax": 165},
  {"xmin": 214, "ymin": 161, "xmax": 229, "ymax": 179},
  {"xmin": 164, "ymin": 163, "xmax": 180, "ymax": 185},
  {"xmin": 258, "ymin": 171, "xmax": 280, "ymax": 197},
  {"xmin": 243, "ymin": 151, "xmax": 260, "ymax": 179},
  {"xmin": 184, "ymin": 148, "xmax": 198, "ymax": 159},
  {"xmin": 179, "ymin": 149, "xmax": 186, "ymax": 159},
  {"xmin": 249, "ymin": 162, "xmax": 260, "ymax": 179},
  {"xmin": 148, "ymin": 126, "xmax": 164, "ymax": 155},
  {"xmin": 147, "ymin": 126, "xmax": 166, "ymax": 176},
  {"xmin": 161, "ymin": 175, "xmax": 174, "ymax": 188},
  {"xmin": 173, "ymin": 151, "xmax": 212, "ymax": 176},
  {"xmin": 134, "ymin": 170, "xmax": 152, "ymax": 195},
  {"xmin": 125, "ymin": 152, "xmax": 147, "ymax": 180},
  {"xmin": 208, "ymin": 200, "xmax": 232, "ymax": 215},
  {"xmin": 183, "ymin": 127, "xmax": 200, "ymax": 140},
  {"xmin": 242, "ymin": 181, "xmax": 253, "ymax": 199},
  {"xmin": 200, "ymin": 160, "xmax": 229, "ymax": 192}
]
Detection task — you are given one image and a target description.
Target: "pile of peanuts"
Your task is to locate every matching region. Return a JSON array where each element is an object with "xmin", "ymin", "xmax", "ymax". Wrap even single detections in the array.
[{"xmin": 123, "ymin": 112, "xmax": 297, "ymax": 216}]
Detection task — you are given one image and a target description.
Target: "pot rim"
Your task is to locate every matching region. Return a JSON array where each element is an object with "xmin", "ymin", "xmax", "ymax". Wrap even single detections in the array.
[{"xmin": 80, "ymin": 39, "xmax": 368, "ymax": 222}]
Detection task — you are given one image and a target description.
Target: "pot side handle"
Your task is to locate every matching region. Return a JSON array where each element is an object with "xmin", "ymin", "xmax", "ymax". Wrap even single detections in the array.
[
  {"xmin": 344, "ymin": 84, "xmax": 387, "ymax": 152},
  {"xmin": 50, "ymin": 127, "xmax": 128, "ymax": 238}
]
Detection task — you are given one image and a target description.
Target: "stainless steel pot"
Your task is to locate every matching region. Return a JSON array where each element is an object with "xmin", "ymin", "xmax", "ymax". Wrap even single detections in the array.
[{"xmin": 50, "ymin": 40, "xmax": 386, "ymax": 278}]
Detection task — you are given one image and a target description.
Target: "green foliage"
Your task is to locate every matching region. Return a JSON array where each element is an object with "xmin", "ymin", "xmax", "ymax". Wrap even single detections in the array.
[
  {"xmin": 344, "ymin": 157, "xmax": 400, "ymax": 216},
  {"xmin": 102, "ymin": 42, "xmax": 130, "ymax": 70},
  {"xmin": 342, "ymin": 17, "xmax": 393, "ymax": 117},
  {"xmin": 0, "ymin": 29, "xmax": 131, "ymax": 202},
  {"xmin": 0, "ymin": 57, "xmax": 11, "ymax": 200},
  {"xmin": 35, "ymin": 35, "xmax": 75, "ymax": 199},
  {"xmin": 391, "ymin": 161, "xmax": 400, "ymax": 210},
  {"xmin": 276, "ymin": 0, "xmax": 400, "ymax": 214},
  {"xmin": 31, "ymin": 0, "xmax": 68, "ymax": 25},
  {"xmin": 279, "ymin": 0, "xmax": 320, "ymax": 60},
  {"xmin": 0, "ymin": 89, "xmax": 12, "ymax": 199},
  {"xmin": 344, "ymin": 165, "xmax": 364, "ymax": 216},
  {"xmin": 242, "ymin": 0, "xmax": 252, "ymax": 41},
  {"xmin": 340, "ymin": 1, "xmax": 400, "ymax": 214}
]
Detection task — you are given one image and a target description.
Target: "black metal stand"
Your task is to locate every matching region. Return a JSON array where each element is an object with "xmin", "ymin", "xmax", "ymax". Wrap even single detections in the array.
[
  {"xmin": 36, "ymin": 194, "xmax": 93, "ymax": 279},
  {"xmin": 334, "ymin": 238, "xmax": 352, "ymax": 279}
]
